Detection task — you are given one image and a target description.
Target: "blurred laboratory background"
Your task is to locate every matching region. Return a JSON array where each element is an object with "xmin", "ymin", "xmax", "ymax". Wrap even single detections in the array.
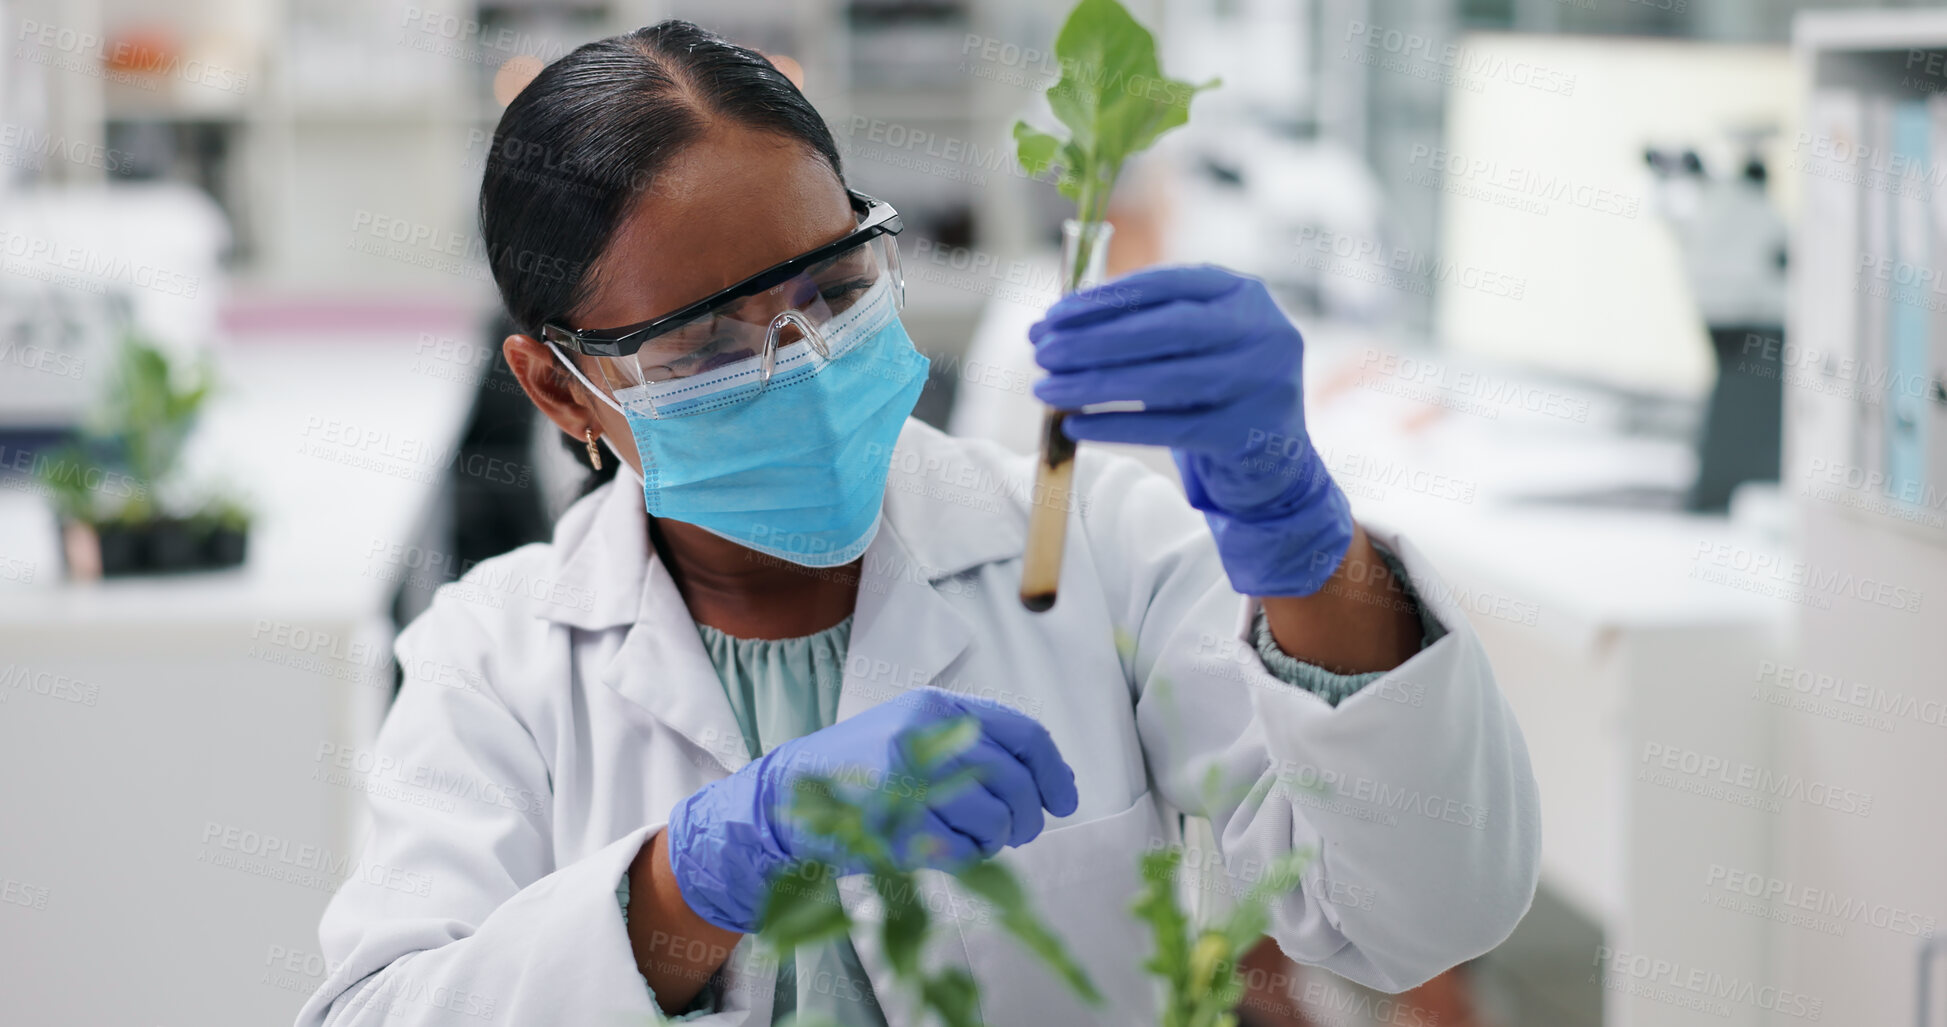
[{"xmin": 4, "ymin": 0, "xmax": 1947, "ymax": 1024}]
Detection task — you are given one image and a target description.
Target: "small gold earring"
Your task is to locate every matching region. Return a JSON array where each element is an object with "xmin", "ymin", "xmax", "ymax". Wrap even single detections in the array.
[{"xmin": 583, "ymin": 428, "xmax": 603, "ymax": 471}]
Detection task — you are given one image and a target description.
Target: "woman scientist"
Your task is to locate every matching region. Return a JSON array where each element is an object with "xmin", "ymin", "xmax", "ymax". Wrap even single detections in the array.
[{"xmin": 298, "ymin": 21, "xmax": 1538, "ymax": 1027}]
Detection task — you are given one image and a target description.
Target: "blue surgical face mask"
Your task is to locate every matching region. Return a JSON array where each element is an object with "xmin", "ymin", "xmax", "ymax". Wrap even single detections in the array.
[{"xmin": 556, "ymin": 278, "xmax": 929, "ymax": 567}]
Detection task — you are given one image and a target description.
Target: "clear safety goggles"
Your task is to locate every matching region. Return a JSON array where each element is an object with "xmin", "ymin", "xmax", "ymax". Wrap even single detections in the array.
[{"xmin": 542, "ymin": 191, "xmax": 905, "ymax": 417}]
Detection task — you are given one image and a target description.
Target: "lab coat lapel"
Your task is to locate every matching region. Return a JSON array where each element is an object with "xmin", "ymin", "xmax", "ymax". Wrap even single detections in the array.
[
  {"xmin": 836, "ymin": 514, "xmax": 974, "ymax": 721},
  {"xmin": 600, "ymin": 552, "xmax": 753, "ymax": 774},
  {"xmin": 586, "ymin": 418, "xmax": 1017, "ymax": 777},
  {"xmin": 829, "ymin": 509, "xmax": 985, "ymax": 1021}
]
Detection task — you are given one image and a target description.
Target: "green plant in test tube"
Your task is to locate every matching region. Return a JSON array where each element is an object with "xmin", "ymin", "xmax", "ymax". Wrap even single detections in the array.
[
  {"xmin": 1010, "ymin": 0, "xmax": 1219, "ymax": 612},
  {"xmin": 1012, "ymin": 0, "xmax": 1219, "ymax": 293}
]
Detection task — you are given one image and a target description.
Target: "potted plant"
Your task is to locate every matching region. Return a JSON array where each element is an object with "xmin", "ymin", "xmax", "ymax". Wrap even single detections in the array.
[
  {"xmin": 36, "ymin": 328, "xmax": 252, "ymax": 577},
  {"xmin": 201, "ymin": 491, "xmax": 252, "ymax": 567}
]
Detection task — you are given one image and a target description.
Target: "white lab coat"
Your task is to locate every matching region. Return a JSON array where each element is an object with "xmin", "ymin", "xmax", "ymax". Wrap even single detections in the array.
[{"xmin": 296, "ymin": 419, "xmax": 1539, "ymax": 1027}]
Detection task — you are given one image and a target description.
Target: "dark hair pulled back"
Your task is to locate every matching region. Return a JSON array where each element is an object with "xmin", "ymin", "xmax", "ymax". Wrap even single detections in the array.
[{"xmin": 478, "ymin": 20, "xmax": 846, "ymax": 493}]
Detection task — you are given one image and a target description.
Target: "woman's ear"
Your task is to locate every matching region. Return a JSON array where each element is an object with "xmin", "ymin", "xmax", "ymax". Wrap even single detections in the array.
[
  {"xmin": 503, "ymin": 334, "xmax": 644, "ymax": 475},
  {"xmin": 503, "ymin": 334, "xmax": 593, "ymax": 436}
]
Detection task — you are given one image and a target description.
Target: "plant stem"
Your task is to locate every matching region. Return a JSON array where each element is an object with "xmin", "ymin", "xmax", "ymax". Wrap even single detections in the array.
[{"xmin": 1066, "ymin": 163, "xmax": 1120, "ymax": 294}]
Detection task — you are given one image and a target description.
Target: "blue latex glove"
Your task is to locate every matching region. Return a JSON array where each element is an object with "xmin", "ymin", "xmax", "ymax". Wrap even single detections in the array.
[
  {"xmin": 1030, "ymin": 264, "xmax": 1354, "ymax": 597},
  {"xmin": 665, "ymin": 686, "xmax": 1079, "ymax": 933}
]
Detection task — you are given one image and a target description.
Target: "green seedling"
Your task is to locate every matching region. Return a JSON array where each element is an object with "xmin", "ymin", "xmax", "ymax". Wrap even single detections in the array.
[
  {"xmin": 1012, "ymin": 0, "xmax": 1218, "ymax": 291},
  {"xmin": 1136, "ymin": 846, "xmax": 1311, "ymax": 1027},
  {"xmin": 762, "ymin": 631, "xmax": 1319, "ymax": 1027},
  {"xmin": 1011, "ymin": 0, "xmax": 1219, "ymax": 613},
  {"xmin": 758, "ymin": 716, "xmax": 1100, "ymax": 1027},
  {"xmin": 35, "ymin": 329, "xmax": 214, "ymax": 525},
  {"xmin": 1115, "ymin": 626, "xmax": 1319, "ymax": 1026}
]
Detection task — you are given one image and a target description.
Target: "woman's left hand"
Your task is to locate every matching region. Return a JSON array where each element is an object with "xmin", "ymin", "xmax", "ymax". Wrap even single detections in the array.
[{"xmin": 1029, "ymin": 265, "xmax": 1354, "ymax": 597}]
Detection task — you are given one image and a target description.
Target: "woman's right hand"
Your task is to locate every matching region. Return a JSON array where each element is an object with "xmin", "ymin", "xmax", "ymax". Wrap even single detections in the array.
[{"xmin": 665, "ymin": 686, "xmax": 1079, "ymax": 933}]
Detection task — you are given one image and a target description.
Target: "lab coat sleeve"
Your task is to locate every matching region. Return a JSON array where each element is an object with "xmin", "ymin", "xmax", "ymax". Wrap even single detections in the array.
[
  {"xmin": 293, "ymin": 590, "xmax": 711, "ymax": 1026},
  {"xmin": 1074, "ymin": 450, "xmax": 1541, "ymax": 993}
]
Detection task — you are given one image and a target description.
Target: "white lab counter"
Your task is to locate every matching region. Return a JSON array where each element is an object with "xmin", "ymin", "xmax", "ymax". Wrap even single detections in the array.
[
  {"xmin": 0, "ymin": 329, "xmax": 476, "ymax": 1027},
  {"xmin": 1302, "ymin": 338, "xmax": 1794, "ymax": 1027}
]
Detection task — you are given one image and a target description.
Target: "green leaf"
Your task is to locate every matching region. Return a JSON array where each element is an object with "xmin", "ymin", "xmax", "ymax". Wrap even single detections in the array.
[
  {"xmin": 1023, "ymin": 0, "xmax": 1218, "ymax": 221},
  {"xmin": 788, "ymin": 776, "xmax": 875, "ymax": 856},
  {"xmin": 955, "ymin": 861, "xmax": 1102, "ymax": 1005},
  {"xmin": 1045, "ymin": 0, "xmax": 1154, "ymax": 155},
  {"xmin": 874, "ymin": 869, "xmax": 930, "ymax": 979},
  {"xmin": 1055, "ymin": 141, "xmax": 1091, "ymax": 204},
  {"xmin": 758, "ymin": 869, "xmax": 852, "ymax": 954},
  {"xmin": 1013, "ymin": 120, "xmax": 1061, "ymax": 178},
  {"xmin": 1133, "ymin": 848, "xmax": 1191, "ymax": 995},
  {"xmin": 901, "ymin": 715, "xmax": 979, "ymax": 776},
  {"xmin": 919, "ymin": 968, "xmax": 983, "ymax": 1027}
]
